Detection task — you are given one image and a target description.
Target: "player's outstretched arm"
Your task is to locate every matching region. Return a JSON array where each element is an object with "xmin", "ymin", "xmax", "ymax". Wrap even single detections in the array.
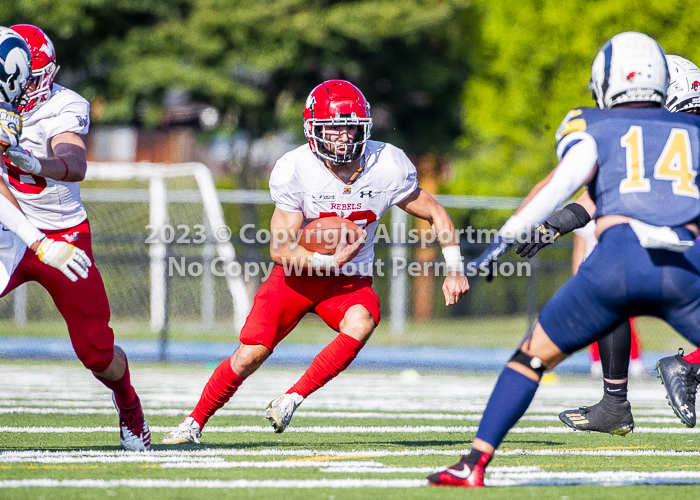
[
  {"xmin": 465, "ymin": 171, "xmax": 560, "ymax": 280},
  {"xmin": 397, "ymin": 188, "xmax": 469, "ymax": 305},
  {"xmin": 5, "ymin": 132, "xmax": 87, "ymax": 182},
  {"xmin": 515, "ymin": 190, "xmax": 594, "ymax": 258},
  {"xmin": 468, "ymin": 140, "xmax": 598, "ymax": 279},
  {"xmin": 269, "ymin": 208, "xmax": 366, "ymax": 271},
  {"xmin": 497, "ymin": 137, "xmax": 599, "ymax": 247},
  {"xmin": 0, "ymin": 176, "xmax": 91, "ymax": 282}
]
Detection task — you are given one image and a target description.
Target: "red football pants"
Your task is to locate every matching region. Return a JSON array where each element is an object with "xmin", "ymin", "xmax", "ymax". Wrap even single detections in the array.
[
  {"xmin": 239, "ymin": 265, "xmax": 381, "ymax": 352},
  {"xmin": 1, "ymin": 219, "xmax": 116, "ymax": 372}
]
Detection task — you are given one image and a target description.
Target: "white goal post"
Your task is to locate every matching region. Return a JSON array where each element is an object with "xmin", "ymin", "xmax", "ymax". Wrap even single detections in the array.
[{"xmin": 83, "ymin": 161, "xmax": 251, "ymax": 333}]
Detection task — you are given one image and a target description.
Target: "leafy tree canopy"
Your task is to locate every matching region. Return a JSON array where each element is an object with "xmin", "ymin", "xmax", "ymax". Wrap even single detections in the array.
[
  {"xmin": 450, "ymin": 0, "xmax": 700, "ymax": 196},
  {"xmin": 3, "ymin": 0, "xmax": 472, "ymax": 156}
]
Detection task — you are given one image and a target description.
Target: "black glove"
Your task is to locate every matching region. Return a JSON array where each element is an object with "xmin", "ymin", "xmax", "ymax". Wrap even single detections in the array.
[
  {"xmin": 516, "ymin": 202, "xmax": 591, "ymax": 258},
  {"xmin": 516, "ymin": 222, "xmax": 558, "ymax": 258}
]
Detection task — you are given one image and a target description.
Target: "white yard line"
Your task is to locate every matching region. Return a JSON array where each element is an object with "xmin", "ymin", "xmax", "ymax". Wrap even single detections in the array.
[
  {"xmin": 4, "ymin": 447, "xmax": 700, "ymax": 464},
  {"xmin": 0, "ymin": 478, "xmax": 427, "ymax": 489},
  {"xmin": 3, "ymin": 471, "xmax": 700, "ymax": 488},
  {"xmin": 486, "ymin": 470, "xmax": 700, "ymax": 486},
  {"xmin": 0, "ymin": 365, "xmax": 673, "ymax": 416},
  {"xmin": 2, "ymin": 424, "xmax": 697, "ymax": 434},
  {"xmin": 0, "ymin": 407, "xmax": 679, "ymax": 424}
]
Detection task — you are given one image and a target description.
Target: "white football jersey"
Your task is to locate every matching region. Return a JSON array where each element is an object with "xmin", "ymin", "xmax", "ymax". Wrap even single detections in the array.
[
  {"xmin": 269, "ymin": 140, "xmax": 418, "ymax": 276},
  {"xmin": 2, "ymin": 84, "xmax": 89, "ymax": 230}
]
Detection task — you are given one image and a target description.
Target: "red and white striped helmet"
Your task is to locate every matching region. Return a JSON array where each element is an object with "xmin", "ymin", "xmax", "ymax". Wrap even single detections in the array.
[
  {"xmin": 10, "ymin": 24, "xmax": 59, "ymax": 114},
  {"xmin": 303, "ymin": 80, "xmax": 372, "ymax": 163}
]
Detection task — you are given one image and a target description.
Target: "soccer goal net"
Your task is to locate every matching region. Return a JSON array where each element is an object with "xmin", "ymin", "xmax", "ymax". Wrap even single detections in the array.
[{"xmin": 4, "ymin": 162, "xmax": 251, "ymax": 341}]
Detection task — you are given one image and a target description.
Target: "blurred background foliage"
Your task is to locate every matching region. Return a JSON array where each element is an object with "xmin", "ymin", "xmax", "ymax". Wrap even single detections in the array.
[{"xmin": 3, "ymin": 0, "xmax": 700, "ymax": 194}]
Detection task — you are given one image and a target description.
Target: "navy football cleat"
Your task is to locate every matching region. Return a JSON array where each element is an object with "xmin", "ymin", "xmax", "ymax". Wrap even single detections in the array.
[
  {"xmin": 559, "ymin": 398, "xmax": 634, "ymax": 436},
  {"xmin": 655, "ymin": 350, "xmax": 700, "ymax": 428}
]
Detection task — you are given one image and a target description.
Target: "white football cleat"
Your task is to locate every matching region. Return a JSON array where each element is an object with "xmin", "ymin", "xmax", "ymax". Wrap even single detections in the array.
[
  {"xmin": 265, "ymin": 393, "xmax": 304, "ymax": 433},
  {"xmin": 162, "ymin": 416, "xmax": 202, "ymax": 444},
  {"xmin": 112, "ymin": 394, "xmax": 151, "ymax": 451}
]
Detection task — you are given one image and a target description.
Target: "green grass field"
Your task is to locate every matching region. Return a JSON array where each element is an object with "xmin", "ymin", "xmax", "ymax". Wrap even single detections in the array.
[{"xmin": 1, "ymin": 360, "xmax": 699, "ymax": 499}]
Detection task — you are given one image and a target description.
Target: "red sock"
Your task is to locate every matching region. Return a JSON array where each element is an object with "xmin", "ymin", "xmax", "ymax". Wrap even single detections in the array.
[
  {"xmin": 683, "ymin": 349, "xmax": 700, "ymax": 364},
  {"xmin": 588, "ymin": 342, "xmax": 601, "ymax": 363},
  {"xmin": 95, "ymin": 358, "xmax": 138, "ymax": 411},
  {"xmin": 287, "ymin": 333, "xmax": 364, "ymax": 398},
  {"xmin": 629, "ymin": 319, "xmax": 642, "ymax": 360},
  {"xmin": 190, "ymin": 357, "xmax": 245, "ymax": 427}
]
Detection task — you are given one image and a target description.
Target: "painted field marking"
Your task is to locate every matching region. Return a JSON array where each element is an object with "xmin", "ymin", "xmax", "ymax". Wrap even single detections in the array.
[
  {"xmin": 0, "ymin": 407, "xmax": 680, "ymax": 424},
  {"xmin": 3, "ymin": 471, "xmax": 700, "ymax": 489},
  {"xmin": 486, "ymin": 469, "xmax": 700, "ymax": 486},
  {"xmin": 2, "ymin": 425, "xmax": 697, "ymax": 434},
  {"xmin": 0, "ymin": 478, "xmax": 427, "ymax": 489},
  {"xmin": 4, "ymin": 447, "xmax": 700, "ymax": 465}
]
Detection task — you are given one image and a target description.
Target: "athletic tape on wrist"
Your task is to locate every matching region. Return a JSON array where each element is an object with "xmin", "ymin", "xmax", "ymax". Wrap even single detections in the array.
[
  {"xmin": 312, "ymin": 252, "xmax": 336, "ymax": 271},
  {"xmin": 15, "ymin": 219, "xmax": 45, "ymax": 248},
  {"xmin": 441, "ymin": 245, "xmax": 464, "ymax": 274}
]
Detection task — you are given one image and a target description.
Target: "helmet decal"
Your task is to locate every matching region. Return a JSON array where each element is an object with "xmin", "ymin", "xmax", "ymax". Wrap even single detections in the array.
[
  {"xmin": 0, "ymin": 28, "xmax": 32, "ymax": 108},
  {"xmin": 10, "ymin": 24, "xmax": 59, "ymax": 113},
  {"xmin": 303, "ymin": 80, "xmax": 373, "ymax": 164},
  {"xmin": 665, "ymin": 55, "xmax": 700, "ymax": 114},
  {"xmin": 590, "ymin": 32, "xmax": 668, "ymax": 109}
]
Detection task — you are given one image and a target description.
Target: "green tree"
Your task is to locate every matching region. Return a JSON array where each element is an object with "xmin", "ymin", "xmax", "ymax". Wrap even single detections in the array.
[
  {"xmin": 450, "ymin": 0, "xmax": 700, "ymax": 197},
  {"xmin": 106, "ymin": 0, "xmax": 472, "ymax": 157},
  {"xmin": 3, "ymin": 0, "xmax": 472, "ymax": 159},
  {"xmin": 1, "ymin": 1, "xmax": 190, "ymax": 110}
]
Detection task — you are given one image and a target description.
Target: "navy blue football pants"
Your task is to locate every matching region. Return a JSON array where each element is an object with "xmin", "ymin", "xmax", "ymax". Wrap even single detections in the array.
[{"xmin": 539, "ymin": 224, "xmax": 700, "ymax": 354}]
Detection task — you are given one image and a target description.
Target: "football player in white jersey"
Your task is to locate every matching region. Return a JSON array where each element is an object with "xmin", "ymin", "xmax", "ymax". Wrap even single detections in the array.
[
  {"xmin": 0, "ymin": 27, "xmax": 91, "ymax": 293},
  {"xmin": 163, "ymin": 80, "xmax": 470, "ymax": 444},
  {"xmin": 1, "ymin": 25, "xmax": 150, "ymax": 451}
]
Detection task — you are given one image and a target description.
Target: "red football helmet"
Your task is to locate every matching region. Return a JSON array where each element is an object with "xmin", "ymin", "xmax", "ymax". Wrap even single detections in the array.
[
  {"xmin": 303, "ymin": 80, "xmax": 372, "ymax": 163},
  {"xmin": 10, "ymin": 24, "xmax": 59, "ymax": 113}
]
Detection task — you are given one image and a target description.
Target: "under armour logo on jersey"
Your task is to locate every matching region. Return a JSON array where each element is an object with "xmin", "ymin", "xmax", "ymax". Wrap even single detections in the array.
[
  {"xmin": 62, "ymin": 232, "xmax": 79, "ymax": 243},
  {"xmin": 359, "ymin": 190, "xmax": 373, "ymax": 198},
  {"xmin": 77, "ymin": 115, "xmax": 88, "ymax": 127}
]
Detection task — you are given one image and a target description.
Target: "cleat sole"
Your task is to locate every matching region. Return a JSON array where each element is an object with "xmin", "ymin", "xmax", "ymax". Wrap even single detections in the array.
[{"xmin": 265, "ymin": 408, "xmax": 285, "ymax": 433}]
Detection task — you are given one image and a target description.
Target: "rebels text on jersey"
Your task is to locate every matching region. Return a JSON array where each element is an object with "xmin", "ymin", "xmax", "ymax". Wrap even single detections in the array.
[
  {"xmin": 269, "ymin": 140, "xmax": 418, "ymax": 276},
  {"xmin": 1, "ymin": 84, "xmax": 90, "ymax": 230},
  {"xmin": 556, "ymin": 106, "xmax": 700, "ymax": 227}
]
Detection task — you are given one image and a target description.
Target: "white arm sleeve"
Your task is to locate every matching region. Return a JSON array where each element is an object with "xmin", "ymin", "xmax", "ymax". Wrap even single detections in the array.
[
  {"xmin": 0, "ymin": 194, "xmax": 45, "ymax": 246},
  {"xmin": 500, "ymin": 133, "xmax": 598, "ymax": 240}
]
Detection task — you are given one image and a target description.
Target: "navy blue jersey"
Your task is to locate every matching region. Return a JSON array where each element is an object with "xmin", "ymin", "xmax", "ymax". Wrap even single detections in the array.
[{"xmin": 556, "ymin": 107, "xmax": 700, "ymax": 227}]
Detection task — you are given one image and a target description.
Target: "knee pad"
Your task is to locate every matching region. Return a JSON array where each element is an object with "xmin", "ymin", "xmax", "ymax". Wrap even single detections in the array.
[{"xmin": 509, "ymin": 349, "xmax": 546, "ymax": 377}]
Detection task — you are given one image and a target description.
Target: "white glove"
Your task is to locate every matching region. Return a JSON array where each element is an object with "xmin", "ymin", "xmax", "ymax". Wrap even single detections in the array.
[
  {"xmin": 35, "ymin": 237, "xmax": 92, "ymax": 282},
  {"xmin": 0, "ymin": 102, "xmax": 21, "ymax": 148},
  {"xmin": 6, "ymin": 146, "xmax": 42, "ymax": 175}
]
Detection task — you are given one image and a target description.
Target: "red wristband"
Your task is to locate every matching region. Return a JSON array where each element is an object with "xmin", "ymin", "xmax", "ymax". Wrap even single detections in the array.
[{"xmin": 59, "ymin": 157, "xmax": 69, "ymax": 181}]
